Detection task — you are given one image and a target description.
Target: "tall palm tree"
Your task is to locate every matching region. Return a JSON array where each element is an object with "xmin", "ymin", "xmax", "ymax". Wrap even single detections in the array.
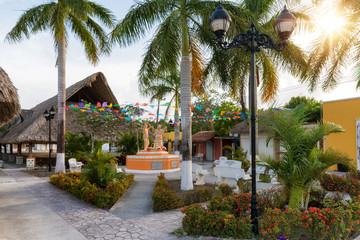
[
  {"xmin": 204, "ymin": 0, "xmax": 309, "ymax": 107},
  {"xmin": 111, "ymin": 0, "xmax": 239, "ymax": 190},
  {"xmin": 302, "ymin": 0, "xmax": 360, "ymax": 91},
  {"xmin": 140, "ymin": 70, "xmax": 181, "ymax": 152},
  {"xmin": 6, "ymin": 0, "xmax": 116, "ymax": 173},
  {"xmin": 258, "ymin": 105, "xmax": 355, "ymax": 210}
]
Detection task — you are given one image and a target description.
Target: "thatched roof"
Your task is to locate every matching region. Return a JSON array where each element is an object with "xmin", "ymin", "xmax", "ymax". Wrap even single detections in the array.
[
  {"xmin": 192, "ymin": 131, "xmax": 216, "ymax": 142},
  {"xmin": 0, "ymin": 72, "xmax": 121, "ymax": 144},
  {"xmin": 0, "ymin": 67, "xmax": 21, "ymax": 126},
  {"xmin": 231, "ymin": 121, "xmax": 270, "ymax": 135}
]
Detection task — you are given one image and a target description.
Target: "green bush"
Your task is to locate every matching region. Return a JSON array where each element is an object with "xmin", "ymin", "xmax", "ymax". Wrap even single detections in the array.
[
  {"xmin": 321, "ymin": 174, "xmax": 360, "ymax": 197},
  {"xmin": 218, "ymin": 183, "xmax": 233, "ymax": 196},
  {"xmin": 152, "ymin": 175, "xmax": 181, "ymax": 212},
  {"xmin": 182, "ymin": 187, "xmax": 215, "ymax": 206},
  {"xmin": 81, "ymin": 150, "xmax": 119, "ymax": 188},
  {"xmin": 181, "ymin": 204, "xmax": 253, "ymax": 239},
  {"xmin": 50, "ymin": 172, "xmax": 134, "ymax": 209},
  {"xmin": 259, "ymin": 207, "xmax": 358, "ymax": 240},
  {"xmin": 237, "ymin": 178, "xmax": 251, "ymax": 193}
]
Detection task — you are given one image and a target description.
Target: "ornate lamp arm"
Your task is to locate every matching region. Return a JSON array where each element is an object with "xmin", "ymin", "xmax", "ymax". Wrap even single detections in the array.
[{"xmin": 217, "ymin": 23, "xmax": 287, "ymax": 52}]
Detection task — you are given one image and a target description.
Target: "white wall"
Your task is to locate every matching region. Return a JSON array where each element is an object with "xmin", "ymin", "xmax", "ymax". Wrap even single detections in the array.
[{"xmin": 240, "ymin": 134, "xmax": 275, "ymax": 159}]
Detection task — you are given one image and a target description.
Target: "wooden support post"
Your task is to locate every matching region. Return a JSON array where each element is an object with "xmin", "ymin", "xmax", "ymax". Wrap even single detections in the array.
[
  {"xmin": 10, "ymin": 144, "xmax": 13, "ymax": 154},
  {"xmin": 29, "ymin": 143, "xmax": 33, "ymax": 157},
  {"xmin": 17, "ymin": 144, "xmax": 22, "ymax": 155}
]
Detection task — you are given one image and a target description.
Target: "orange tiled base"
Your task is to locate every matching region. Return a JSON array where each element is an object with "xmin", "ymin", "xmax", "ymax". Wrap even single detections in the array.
[{"xmin": 125, "ymin": 150, "xmax": 180, "ymax": 174}]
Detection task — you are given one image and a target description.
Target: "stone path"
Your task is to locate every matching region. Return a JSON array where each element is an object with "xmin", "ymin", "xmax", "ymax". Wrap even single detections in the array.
[{"xmin": 1, "ymin": 168, "xmax": 187, "ymax": 240}]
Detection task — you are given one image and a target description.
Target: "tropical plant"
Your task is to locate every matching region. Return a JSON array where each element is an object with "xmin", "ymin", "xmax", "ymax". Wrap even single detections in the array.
[
  {"xmin": 117, "ymin": 131, "xmax": 143, "ymax": 156},
  {"xmin": 81, "ymin": 149, "xmax": 120, "ymax": 188},
  {"xmin": 258, "ymin": 105, "xmax": 355, "ymax": 210},
  {"xmin": 111, "ymin": 0, "xmax": 239, "ymax": 190},
  {"xmin": 6, "ymin": 0, "xmax": 116, "ymax": 173},
  {"xmin": 139, "ymin": 70, "xmax": 181, "ymax": 152}
]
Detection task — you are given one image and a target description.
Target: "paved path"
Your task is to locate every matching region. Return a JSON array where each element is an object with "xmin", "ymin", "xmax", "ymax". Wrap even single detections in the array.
[{"xmin": 0, "ymin": 168, "xmax": 187, "ymax": 240}]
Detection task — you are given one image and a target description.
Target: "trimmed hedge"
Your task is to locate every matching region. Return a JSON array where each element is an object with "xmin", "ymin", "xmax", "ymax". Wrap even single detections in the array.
[{"xmin": 50, "ymin": 172, "xmax": 134, "ymax": 209}]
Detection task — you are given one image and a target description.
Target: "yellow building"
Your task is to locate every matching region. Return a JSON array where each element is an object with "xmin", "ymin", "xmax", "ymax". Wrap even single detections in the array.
[
  {"xmin": 323, "ymin": 97, "xmax": 360, "ymax": 170},
  {"xmin": 163, "ymin": 132, "xmax": 182, "ymax": 154}
]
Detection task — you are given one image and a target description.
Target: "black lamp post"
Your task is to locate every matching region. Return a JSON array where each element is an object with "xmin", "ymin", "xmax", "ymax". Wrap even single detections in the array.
[
  {"xmin": 43, "ymin": 106, "xmax": 56, "ymax": 172},
  {"xmin": 209, "ymin": 3, "xmax": 296, "ymax": 235}
]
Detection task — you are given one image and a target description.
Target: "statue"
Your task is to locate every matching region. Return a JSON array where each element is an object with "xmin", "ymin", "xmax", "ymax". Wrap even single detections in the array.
[
  {"xmin": 151, "ymin": 125, "xmax": 167, "ymax": 149},
  {"xmin": 143, "ymin": 121, "xmax": 150, "ymax": 150}
]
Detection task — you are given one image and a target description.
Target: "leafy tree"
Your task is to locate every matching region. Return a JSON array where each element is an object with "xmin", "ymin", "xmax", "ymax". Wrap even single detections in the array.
[
  {"xmin": 213, "ymin": 101, "xmax": 243, "ymax": 136},
  {"xmin": 258, "ymin": 105, "xmax": 355, "ymax": 210},
  {"xmin": 284, "ymin": 96, "xmax": 322, "ymax": 123},
  {"xmin": 6, "ymin": 0, "xmax": 116, "ymax": 173},
  {"xmin": 111, "ymin": 0, "xmax": 238, "ymax": 190}
]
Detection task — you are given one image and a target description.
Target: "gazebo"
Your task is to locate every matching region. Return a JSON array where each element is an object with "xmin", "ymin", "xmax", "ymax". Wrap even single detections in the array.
[
  {"xmin": 0, "ymin": 72, "xmax": 126, "ymax": 164},
  {"xmin": 0, "ymin": 67, "xmax": 21, "ymax": 127}
]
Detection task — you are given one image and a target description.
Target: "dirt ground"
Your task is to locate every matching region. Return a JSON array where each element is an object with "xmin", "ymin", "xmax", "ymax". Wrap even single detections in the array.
[{"xmin": 22, "ymin": 169, "xmax": 58, "ymax": 178}]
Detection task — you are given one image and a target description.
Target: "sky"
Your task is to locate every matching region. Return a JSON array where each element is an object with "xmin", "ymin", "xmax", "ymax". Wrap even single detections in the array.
[{"xmin": 0, "ymin": 0, "xmax": 359, "ymax": 111}]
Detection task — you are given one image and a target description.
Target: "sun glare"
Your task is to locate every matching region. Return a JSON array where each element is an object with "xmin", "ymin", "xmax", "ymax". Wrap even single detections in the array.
[{"xmin": 316, "ymin": 9, "xmax": 346, "ymax": 35}]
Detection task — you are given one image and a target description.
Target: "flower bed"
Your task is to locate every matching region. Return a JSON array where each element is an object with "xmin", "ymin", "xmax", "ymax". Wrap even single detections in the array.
[
  {"xmin": 50, "ymin": 172, "xmax": 134, "ymax": 209},
  {"xmin": 181, "ymin": 191, "xmax": 360, "ymax": 239},
  {"xmin": 321, "ymin": 174, "xmax": 360, "ymax": 197}
]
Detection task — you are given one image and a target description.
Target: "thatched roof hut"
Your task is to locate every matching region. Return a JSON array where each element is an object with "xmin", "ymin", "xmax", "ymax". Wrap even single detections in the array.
[
  {"xmin": 0, "ymin": 67, "xmax": 21, "ymax": 126},
  {"xmin": 192, "ymin": 131, "xmax": 216, "ymax": 142},
  {"xmin": 0, "ymin": 72, "xmax": 123, "ymax": 144},
  {"xmin": 231, "ymin": 121, "xmax": 270, "ymax": 135}
]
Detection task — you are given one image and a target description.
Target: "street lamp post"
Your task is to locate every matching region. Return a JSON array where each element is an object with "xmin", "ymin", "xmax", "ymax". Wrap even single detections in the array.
[
  {"xmin": 43, "ymin": 106, "xmax": 56, "ymax": 172},
  {"xmin": 209, "ymin": 3, "xmax": 296, "ymax": 235}
]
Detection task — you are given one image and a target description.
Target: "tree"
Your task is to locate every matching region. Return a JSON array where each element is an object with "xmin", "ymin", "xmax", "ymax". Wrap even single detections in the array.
[
  {"xmin": 111, "ymin": 0, "xmax": 236, "ymax": 190},
  {"xmin": 6, "ymin": 0, "xmax": 116, "ymax": 173},
  {"xmin": 204, "ymin": 0, "xmax": 308, "ymax": 109},
  {"xmin": 258, "ymin": 106, "xmax": 355, "ymax": 210},
  {"xmin": 284, "ymin": 96, "xmax": 322, "ymax": 123},
  {"xmin": 302, "ymin": 0, "xmax": 360, "ymax": 91},
  {"xmin": 213, "ymin": 101, "xmax": 242, "ymax": 136},
  {"xmin": 139, "ymin": 70, "xmax": 181, "ymax": 152}
]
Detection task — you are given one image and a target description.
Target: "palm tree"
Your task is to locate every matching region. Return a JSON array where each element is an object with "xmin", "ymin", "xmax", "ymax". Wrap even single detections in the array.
[
  {"xmin": 302, "ymin": 0, "xmax": 360, "ymax": 91},
  {"xmin": 258, "ymin": 105, "xmax": 355, "ymax": 210},
  {"xmin": 204, "ymin": 0, "xmax": 309, "ymax": 109},
  {"xmin": 140, "ymin": 70, "xmax": 181, "ymax": 152},
  {"xmin": 6, "ymin": 0, "xmax": 116, "ymax": 173},
  {"xmin": 111, "ymin": 0, "xmax": 239, "ymax": 190}
]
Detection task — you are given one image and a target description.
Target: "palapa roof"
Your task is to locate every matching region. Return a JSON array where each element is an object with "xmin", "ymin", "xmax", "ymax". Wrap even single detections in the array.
[
  {"xmin": 231, "ymin": 121, "xmax": 269, "ymax": 135},
  {"xmin": 0, "ymin": 72, "xmax": 120, "ymax": 144},
  {"xmin": 0, "ymin": 67, "xmax": 21, "ymax": 126},
  {"xmin": 192, "ymin": 131, "xmax": 216, "ymax": 142}
]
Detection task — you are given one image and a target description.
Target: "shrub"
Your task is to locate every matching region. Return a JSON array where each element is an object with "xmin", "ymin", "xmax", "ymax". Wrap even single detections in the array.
[
  {"xmin": 218, "ymin": 183, "xmax": 233, "ymax": 196},
  {"xmin": 321, "ymin": 174, "xmax": 360, "ymax": 197},
  {"xmin": 81, "ymin": 150, "xmax": 119, "ymax": 188},
  {"xmin": 260, "ymin": 207, "xmax": 356, "ymax": 240},
  {"xmin": 257, "ymin": 188, "xmax": 288, "ymax": 215},
  {"xmin": 183, "ymin": 187, "xmax": 215, "ymax": 206},
  {"xmin": 152, "ymin": 175, "xmax": 181, "ymax": 212},
  {"xmin": 308, "ymin": 188, "xmax": 327, "ymax": 208},
  {"xmin": 50, "ymin": 172, "xmax": 134, "ymax": 209},
  {"xmin": 237, "ymin": 178, "xmax": 251, "ymax": 194},
  {"xmin": 181, "ymin": 204, "xmax": 253, "ymax": 239}
]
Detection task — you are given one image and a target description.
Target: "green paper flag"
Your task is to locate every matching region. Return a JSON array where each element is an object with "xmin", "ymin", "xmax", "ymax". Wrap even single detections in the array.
[
  {"xmin": 113, "ymin": 104, "xmax": 119, "ymax": 107},
  {"xmin": 214, "ymin": 110, "xmax": 220, "ymax": 115},
  {"xmin": 162, "ymin": 102, "xmax": 170, "ymax": 106}
]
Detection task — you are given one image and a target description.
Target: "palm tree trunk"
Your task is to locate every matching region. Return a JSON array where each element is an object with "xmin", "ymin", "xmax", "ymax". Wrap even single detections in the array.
[
  {"xmin": 174, "ymin": 93, "xmax": 180, "ymax": 152},
  {"xmin": 180, "ymin": 7, "xmax": 193, "ymax": 190},
  {"xmin": 289, "ymin": 185, "xmax": 305, "ymax": 210},
  {"xmin": 55, "ymin": 35, "xmax": 66, "ymax": 173}
]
